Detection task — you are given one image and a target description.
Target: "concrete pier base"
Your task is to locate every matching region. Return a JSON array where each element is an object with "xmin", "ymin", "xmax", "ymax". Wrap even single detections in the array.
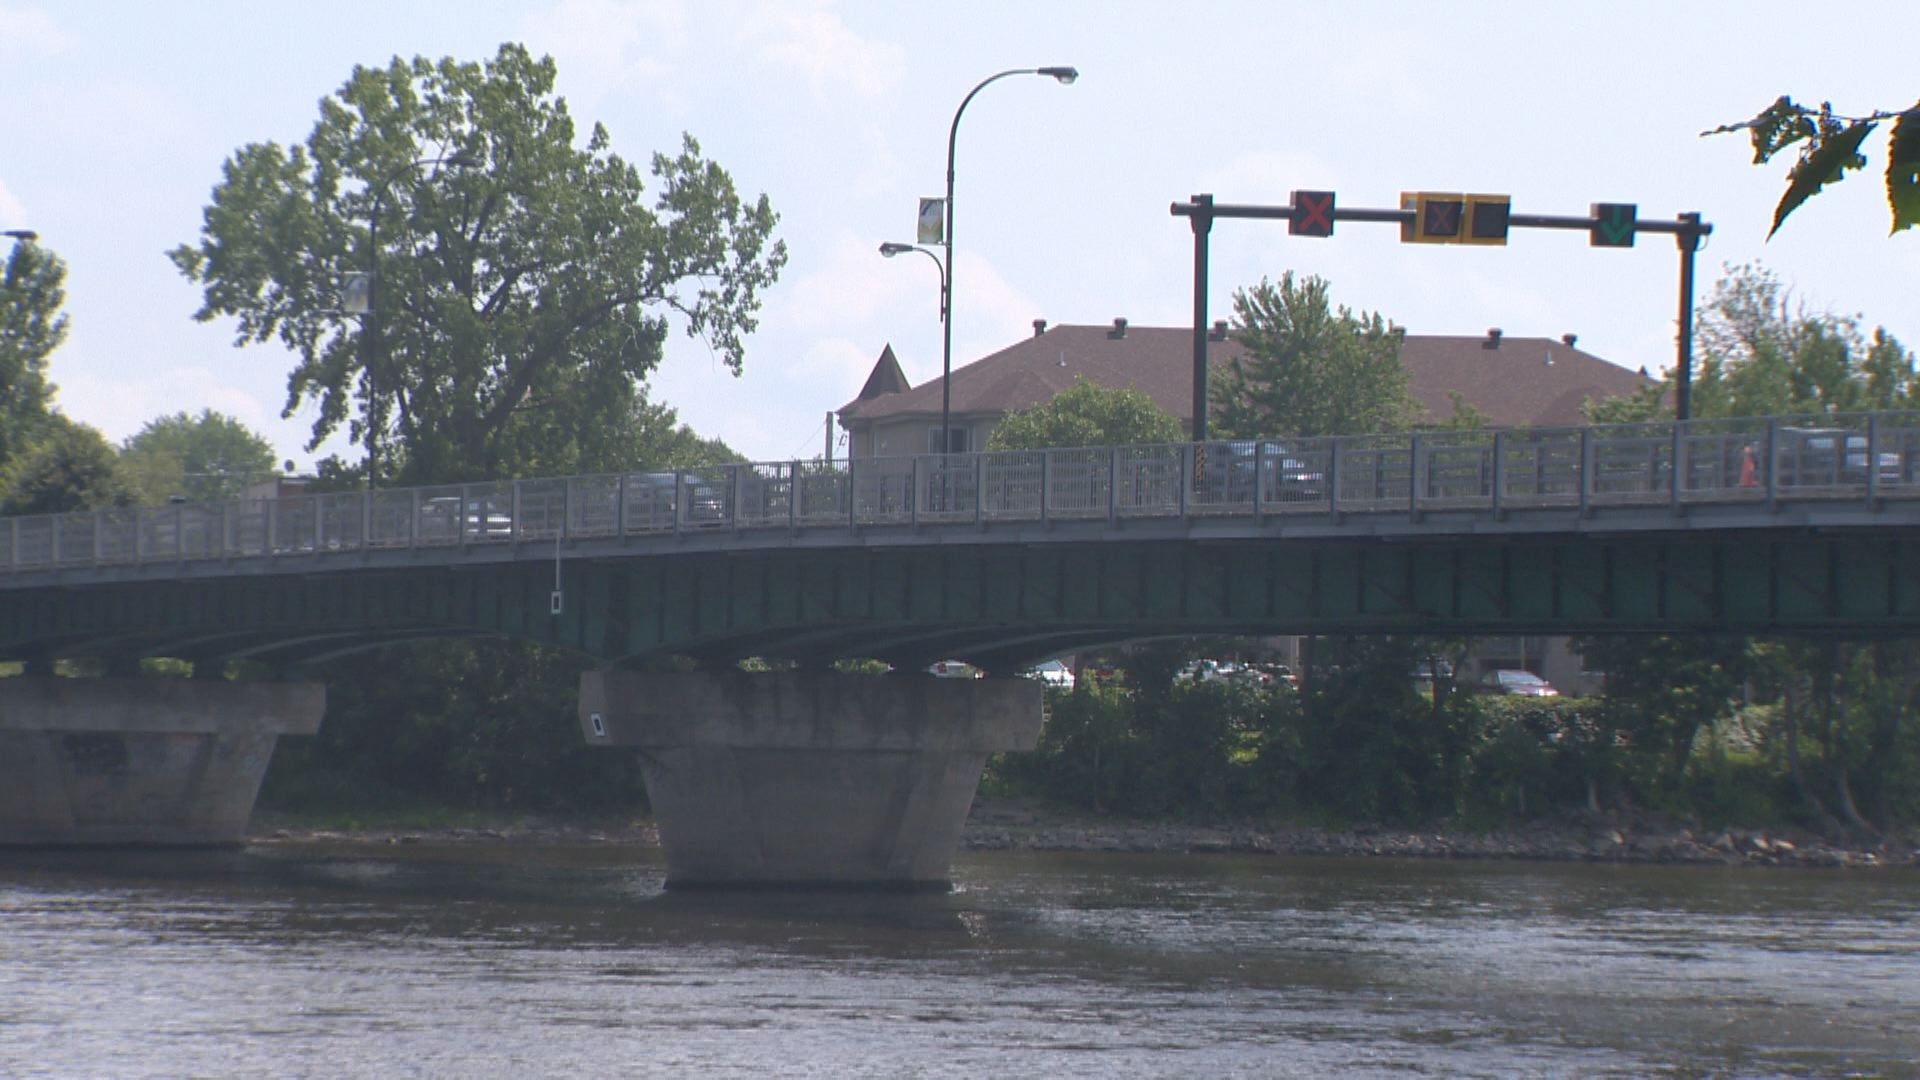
[
  {"xmin": 580, "ymin": 670, "xmax": 1043, "ymax": 889},
  {"xmin": 0, "ymin": 678, "xmax": 325, "ymax": 846}
]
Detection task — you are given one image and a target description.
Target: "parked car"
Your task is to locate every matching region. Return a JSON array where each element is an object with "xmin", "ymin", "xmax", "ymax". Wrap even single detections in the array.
[
  {"xmin": 1475, "ymin": 669, "xmax": 1560, "ymax": 697},
  {"xmin": 625, "ymin": 472, "xmax": 728, "ymax": 527},
  {"xmin": 1410, "ymin": 658, "xmax": 1456, "ymax": 685},
  {"xmin": 1195, "ymin": 440, "xmax": 1327, "ymax": 505},
  {"xmin": 1253, "ymin": 662, "xmax": 1299, "ymax": 688},
  {"xmin": 1773, "ymin": 426, "xmax": 1903, "ymax": 487},
  {"xmin": 927, "ymin": 660, "xmax": 982, "ymax": 679},
  {"xmin": 1024, "ymin": 660, "xmax": 1075, "ymax": 689},
  {"xmin": 420, "ymin": 496, "xmax": 514, "ymax": 541}
]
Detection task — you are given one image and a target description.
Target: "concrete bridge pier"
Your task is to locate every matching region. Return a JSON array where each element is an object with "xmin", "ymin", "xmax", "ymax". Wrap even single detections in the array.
[
  {"xmin": 0, "ymin": 678, "xmax": 325, "ymax": 846},
  {"xmin": 580, "ymin": 670, "xmax": 1043, "ymax": 890}
]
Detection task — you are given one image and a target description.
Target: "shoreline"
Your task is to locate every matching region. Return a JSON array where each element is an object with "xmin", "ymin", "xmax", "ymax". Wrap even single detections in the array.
[{"xmin": 250, "ymin": 798, "xmax": 1918, "ymax": 870}]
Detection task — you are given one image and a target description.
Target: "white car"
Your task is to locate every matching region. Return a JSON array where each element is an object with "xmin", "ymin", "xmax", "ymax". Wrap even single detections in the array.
[{"xmin": 1025, "ymin": 660, "xmax": 1075, "ymax": 689}]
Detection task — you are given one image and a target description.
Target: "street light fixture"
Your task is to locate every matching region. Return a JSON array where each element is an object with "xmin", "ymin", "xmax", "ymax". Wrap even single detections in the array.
[
  {"xmin": 360, "ymin": 151, "xmax": 479, "ymax": 487},
  {"xmin": 3, "ymin": 230, "xmax": 37, "ymax": 243},
  {"xmin": 936, "ymin": 65, "xmax": 1077, "ymax": 456},
  {"xmin": 879, "ymin": 242, "xmax": 947, "ymax": 322}
]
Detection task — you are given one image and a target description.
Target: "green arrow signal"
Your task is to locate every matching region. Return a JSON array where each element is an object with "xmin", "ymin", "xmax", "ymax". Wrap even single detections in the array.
[{"xmin": 1591, "ymin": 202, "xmax": 1637, "ymax": 248}]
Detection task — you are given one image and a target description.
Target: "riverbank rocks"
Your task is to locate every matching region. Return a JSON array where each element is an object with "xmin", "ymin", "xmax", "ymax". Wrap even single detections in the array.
[
  {"xmin": 248, "ymin": 805, "xmax": 1915, "ymax": 870},
  {"xmin": 954, "ymin": 798, "xmax": 1918, "ymax": 870}
]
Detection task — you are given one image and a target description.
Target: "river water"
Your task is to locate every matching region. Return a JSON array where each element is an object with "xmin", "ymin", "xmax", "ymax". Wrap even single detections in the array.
[{"xmin": 1, "ymin": 843, "xmax": 1915, "ymax": 1077}]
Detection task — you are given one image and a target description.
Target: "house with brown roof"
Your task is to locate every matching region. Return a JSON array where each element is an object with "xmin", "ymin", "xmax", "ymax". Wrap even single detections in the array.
[{"xmin": 838, "ymin": 318, "xmax": 1653, "ymax": 458}]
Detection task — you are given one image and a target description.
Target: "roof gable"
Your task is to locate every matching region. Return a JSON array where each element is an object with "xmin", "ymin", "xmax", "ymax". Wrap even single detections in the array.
[{"xmin": 840, "ymin": 324, "xmax": 1653, "ymax": 431}]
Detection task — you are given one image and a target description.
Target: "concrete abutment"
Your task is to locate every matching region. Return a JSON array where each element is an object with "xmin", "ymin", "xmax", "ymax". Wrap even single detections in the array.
[
  {"xmin": 0, "ymin": 678, "xmax": 324, "ymax": 846},
  {"xmin": 580, "ymin": 670, "xmax": 1043, "ymax": 889}
]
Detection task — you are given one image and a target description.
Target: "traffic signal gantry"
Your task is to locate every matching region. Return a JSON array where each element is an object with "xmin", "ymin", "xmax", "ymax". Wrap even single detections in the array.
[{"xmin": 1171, "ymin": 191, "xmax": 1712, "ymax": 440}]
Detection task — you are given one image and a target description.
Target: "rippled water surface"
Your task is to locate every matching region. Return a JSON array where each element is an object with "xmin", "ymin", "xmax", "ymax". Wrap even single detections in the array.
[{"xmin": 2, "ymin": 844, "xmax": 1916, "ymax": 1077}]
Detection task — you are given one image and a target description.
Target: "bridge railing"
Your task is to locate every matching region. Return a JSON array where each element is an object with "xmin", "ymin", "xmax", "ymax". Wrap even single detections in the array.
[{"xmin": 5, "ymin": 411, "xmax": 1920, "ymax": 575}]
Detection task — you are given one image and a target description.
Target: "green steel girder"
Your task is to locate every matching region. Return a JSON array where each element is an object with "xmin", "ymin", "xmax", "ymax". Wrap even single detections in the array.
[{"xmin": 4, "ymin": 533, "xmax": 1919, "ymax": 671}]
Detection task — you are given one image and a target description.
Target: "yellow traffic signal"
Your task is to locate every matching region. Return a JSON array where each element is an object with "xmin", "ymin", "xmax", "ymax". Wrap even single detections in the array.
[{"xmin": 1401, "ymin": 192, "xmax": 1511, "ymax": 245}]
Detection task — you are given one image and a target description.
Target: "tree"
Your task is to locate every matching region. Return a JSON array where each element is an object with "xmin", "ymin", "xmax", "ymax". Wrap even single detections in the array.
[
  {"xmin": 985, "ymin": 377, "xmax": 1183, "ymax": 451},
  {"xmin": 169, "ymin": 42, "xmax": 786, "ymax": 486},
  {"xmin": 1691, "ymin": 262, "xmax": 1917, "ymax": 418},
  {"xmin": 120, "ymin": 409, "xmax": 279, "ymax": 504},
  {"xmin": 574, "ymin": 391, "xmax": 742, "ymax": 474},
  {"xmin": 0, "ymin": 415, "xmax": 133, "ymax": 515},
  {"xmin": 1706, "ymin": 96, "xmax": 1920, "ymax": 236},
  {"xmin": 1210, "ymin": 273, "xmax": 1415, "ymax": 439},
  {"xmin": 0, "ymin": 237, "xmax": 66, "ymax": 468}
]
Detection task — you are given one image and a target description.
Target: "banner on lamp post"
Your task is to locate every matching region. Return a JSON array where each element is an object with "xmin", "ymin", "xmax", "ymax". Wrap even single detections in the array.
[
  {"xmin": 917, "ymin": 198, "xmax": 946, "ymax": 245},
  {"xmin": 341, "ymin": 272, "xmax": 372, "ymax": 315}
]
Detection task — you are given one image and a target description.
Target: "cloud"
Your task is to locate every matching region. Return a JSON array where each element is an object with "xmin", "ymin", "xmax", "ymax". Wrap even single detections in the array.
[
  {"xmin": 519, "ymin": 0, "xmax": 685, "ymax": 110},
  {"xmin": 777, "ymin": 233, "xmax": 934, "ymax": 336},
  {"xmin": 56, "ymin": 363, "xmax": 324, "ymax": 464},
  {"xmin": 0, "ymin": 3, "xmax": 67, "ymax": 54},
  {"xmin": 750, "ymin": 4, "xmax": 905, "ymax": 102}
]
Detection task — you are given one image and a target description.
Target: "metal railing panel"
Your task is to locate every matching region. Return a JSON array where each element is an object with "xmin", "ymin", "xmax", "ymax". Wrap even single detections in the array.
[
  {"xmin": 1496, "ymin": 430, "xmax": 1583, "ymax": 507},
  {"xmin": 567, "ymin": 475, "xmax": 622, "ymax": 537},
  {"xmin": 794, "ymin": 463, "xmax": 852, "ymax": 525},
  {"xmin": 1415, "ymin": 431, "xmax": 1497, "ymax": 510},
  {"xmin": 916, "ymin": 455, "xmax": 980, "ymax": 524},
  {"xmin": 1587, "ymin": 428, "xmax": 1672, "ymax": 506},
  {"xmin": 95, "ymin": 509, "xmax": 140, "ymax": 564},
  {"xmin": 4, "ymin": 410, "xmax": 1920, "ymax": 577},
  {"xmin": 853, "ymin": 456, "xmax": 916, "ymax": 526},
  {"xmin": 513, "ymin": 479, "xmax": 568, "ymax": 541},
  {"xmin": 1335, "ymin": 436, "xmax": 1414, "ymax": 512},
  {"xmin": 734, "ymin": 464, "xmax": 795, "ymax": 529},
  {"xmin": 56, "ymin": 512, "xmax": 98, "ymax": 565},
  {"xmin": 980, "ymin": 451, "xmax": 1041, "ymax": 521}
]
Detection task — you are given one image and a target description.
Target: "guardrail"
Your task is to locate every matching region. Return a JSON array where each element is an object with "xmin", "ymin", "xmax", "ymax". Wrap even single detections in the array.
[{"xmin": 5, "ymin": 412, "xmax": 1919, "ymax": 574}]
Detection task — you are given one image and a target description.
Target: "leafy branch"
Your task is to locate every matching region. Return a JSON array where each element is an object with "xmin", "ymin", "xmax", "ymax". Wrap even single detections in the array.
[{"xmin": 1705, "ymin": 96, "xmax": 1920, "ymax": 237}]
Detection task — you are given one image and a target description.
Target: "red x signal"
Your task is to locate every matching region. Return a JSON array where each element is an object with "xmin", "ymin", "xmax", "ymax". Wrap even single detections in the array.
[{"xmin": 1290, "ymin": 190, "xmax": 1335, "ymax": 237}]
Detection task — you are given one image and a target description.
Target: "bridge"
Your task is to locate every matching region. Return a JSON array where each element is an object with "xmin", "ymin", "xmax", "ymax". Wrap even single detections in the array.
[{"xmin": 6, "ymin": 411, "xmax": 1920, "ymax": 886}]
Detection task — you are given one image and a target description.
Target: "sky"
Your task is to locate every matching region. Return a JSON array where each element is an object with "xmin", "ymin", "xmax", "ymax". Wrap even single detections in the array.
[{"xmin": 1, "ymin": 0, "xmax": 1915, "ymax": 469}]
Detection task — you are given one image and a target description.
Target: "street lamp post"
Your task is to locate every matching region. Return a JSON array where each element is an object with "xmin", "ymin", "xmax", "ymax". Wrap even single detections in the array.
[
  {"xmin": 879, "ymin": 242, "xmax": 947, "ymax": 323},
  {"xmin": 361, "ymin": 152, "xmax": 476, "ymax": 488},
  {"xmin": 937, "ymin": 65, "xmax": 1076, "ymax": 457}
]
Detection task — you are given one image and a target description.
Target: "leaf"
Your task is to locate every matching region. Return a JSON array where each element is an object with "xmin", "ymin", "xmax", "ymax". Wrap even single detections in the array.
[
  {"xmin": 1769, "ymin": 118, "xmax": 1876, "ymax": 238},
  {"xmin": 1886, "ymin": 106, "xmax": 1920, "ymax": 234}
]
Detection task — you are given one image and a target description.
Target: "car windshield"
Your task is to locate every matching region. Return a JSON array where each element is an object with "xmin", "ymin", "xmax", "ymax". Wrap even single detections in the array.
[{"xmin": 1499, "ymin": 671, "xmax": 1546, "ymax": 685}]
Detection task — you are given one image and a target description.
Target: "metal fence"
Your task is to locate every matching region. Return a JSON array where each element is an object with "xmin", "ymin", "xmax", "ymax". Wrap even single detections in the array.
[{"xmin": 6, "ymin": 411, "xmax": 1919, "ymax": 575}]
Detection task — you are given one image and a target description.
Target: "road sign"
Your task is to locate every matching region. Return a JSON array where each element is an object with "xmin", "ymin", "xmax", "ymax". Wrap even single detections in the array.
[
  {"xmin": 1402, "ymin": 192, "xmax": 1465, "ymax": 243},
  {"xmin": 1591, "ymin": 202, "xmax": 1637, "ymax": 248},
  {"xmin": 1290, "ymin": 190, "xmax": 1335, "ymax": 237},
  {"xmin": 1463, "ymin": 194, "xmax": 1511, "ymax": 246}
]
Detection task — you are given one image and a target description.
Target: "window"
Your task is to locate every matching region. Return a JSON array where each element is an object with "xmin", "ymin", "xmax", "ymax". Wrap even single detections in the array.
[{"xmin": 926, "ymin": 426, "xmax": 971, "ymax": 453}]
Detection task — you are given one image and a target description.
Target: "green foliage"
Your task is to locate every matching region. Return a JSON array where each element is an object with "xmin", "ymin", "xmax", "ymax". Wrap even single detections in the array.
[
  {"xmin": 1211, "ymin": 272, "xmax": 1415, "ymax": 439},
  {"xmin": 1583, "ymin": 382, "xmax": 1668, "ymax": 424},
  {"xmin": 1689, "ymin": 262, "xmax": 1918, "ymax": 418},
  {"xmin": 169, "ymin": 42, "xmax": 786, "ymax": 486},
  {"xmin": 1575, "ymin": 635, "xmax": 1755, "ymax": 803},
  {"xmin": 577, "ymin": 391, "xmax": 745, "ymax": 474},
  {"xmin": 119, "ymin": 409, "xmax": 279, "ymax": 504},
  {"xmin": 1706, "ymin": 96, "xmax": 1920, "ymax": 236},
  {"xmin": 985, "ymin": 376, "xmax": 1184, "ymax": 451},
  {"xmin": 0, "ymin": 238, "xmax": 66, "ymax": 469},
  {"xmin": 1439, "ymin": 390, "xmax": 1490, "ymax": 430},
  {"xmin": 0, "ymin": 415, "xmax": 134, "ymax": 514},
  {"xmin": 260, "ymin": 639, "xmax": 644, "ymax": 813}
]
